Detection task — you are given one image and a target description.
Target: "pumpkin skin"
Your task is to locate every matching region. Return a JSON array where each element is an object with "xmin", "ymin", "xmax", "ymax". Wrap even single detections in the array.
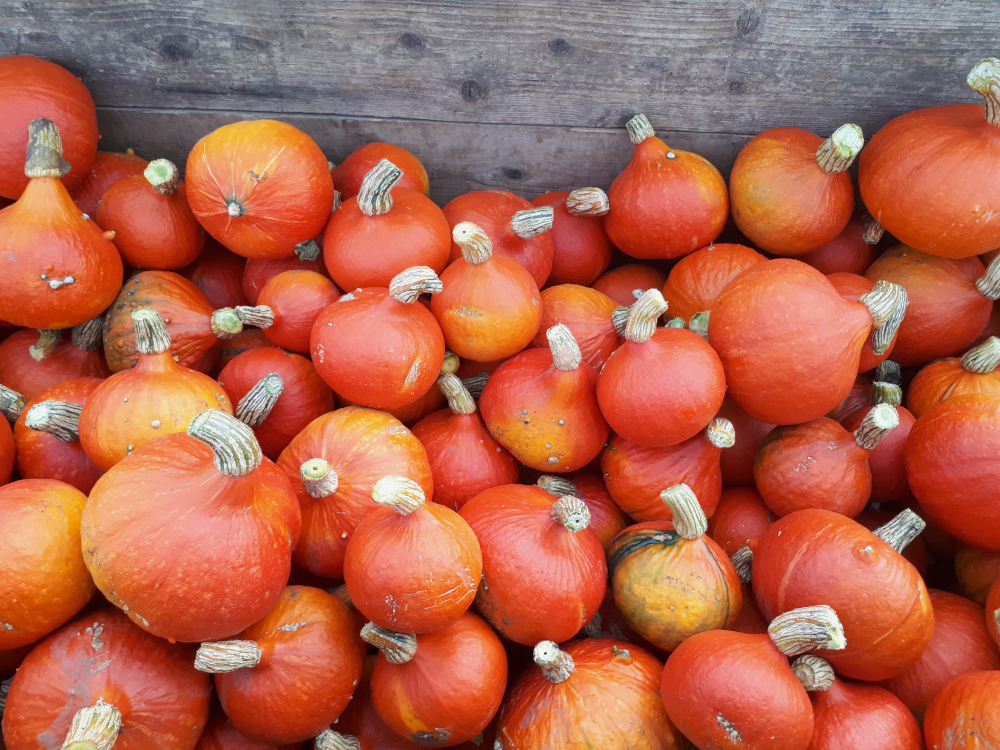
[
  {"xmin": 729, "ymin": 126, "xmax": 858, "ymax": 256},
  {"xmin": 923, "ymin": 671, "xmax": 1000, "ymax": 749},
  {"xmin": 96, "ymin": 163, "xmax": 207, "ymax": 270},
  {"xmin": 368, "ymin": 612, "xmax": 507, "ymax": 746},
  {"xmin": 0, "ymin": 123, "xmax": 122, "ymax": 330},
  {"xmin": 660, "ymin": 628, "xmax": 815, "ymax": 750},
  {"xmin": 217, "ymin": 347, "xmax": 334, "ymax": 460},
  {"xmin": 716, "ymin": 397, "xmax": 776, "ymax": 488},
  {"xmin": 710, "ymin": 259, "xmax": 879, "ymax": 425},
  {"xmin": 0, "ymin": 411, "xmax": 13, "ymax": 485},
  {"xmin": 185, "ymin": 120, "xmax": 335, "ymax": 259},
  {"xmin": 954, "ymin": 543, "xmax": 1000, "ymax": 604},
  {"xmin": 81, "ymin": 415, "xmax": 301, "ymax": 643},
  {"xmin": 276, "ymin": 406, "xmax": 433, "ymax": 579},
  {"xmin": 215, "ymin": 329, "xmax": 273, "ymax": 375},
  {"xmin": 661, "ymin": 243, "xmax": 766, "ymax": 322},
  {"xmin": 443, "ymin": 191, "xmax": 554, "ymax": 288},
  {"xmin": 258, "ymin": 270, "xmax": 340, "ymax": 353},
  {"xmin": 530, "ymin": 284, "xmax": 622, "ymax": 370},
  {"xmin": 609, "ymin": 517, "xmax": 742, "ymax": 651},
  {"xmin": 601, "ymin": 428, "xmax": 725, "ymax": 522},
  {"xmin": 70, "ymin": 148, "xmax": 149, "ymax": 220},
  {"xmin": 242, "ymin": 250, "xmax": 330, "ymax": 305},
  {"xmin": 411, "ymin": 376, "xmax": 520, "ymax": 512},
  {"xmin": 841, "ymin": 401, "xmax": 915, "ymax": 503},
  {"xmin": 604, "ymin": 116, "xmax": 728, "ymax": 260},
  {"xmin": 480, "ymin": 329, "xmax": 609, "ymax": 472},
  {"xmin": 1, "ymin": 607, "xmax": 211, "ymax": 750},
  {"xmin": 0, "ymin": 56, "xmax": 98, "ymax": 199},
  {"xmin": 0, "ymin": 478, "xmax": 94, "ymax": 649},
  {"xmin": 530, "ymin": 190, "xmax": 614, "ymax": 286},
  {"xmin": 0, "ymin": 326, "xmax": 110, "ymax": 399},
  {"xmin": 331, "ymin": 142, "xmax": 430, "ymax": 199},
  {"xmin": 752, "ymin": 510, "xmax": 934, "ymax": 681},
  {"xmin": 195, "ymin": 710, "xmax": 304, "ymax": 750},
  {"xmin": 460, "ymin": 484, "xmax": 607, "ymax": 646},
  {"xmin": 906, "ymin": 342, "xmax": 1000, "ymax": 418},
  {"xmin": 707, "ymin": 487, "xmax": 773, "ymax": 557},
  {"xmin": 987, "ymin": 578, "xmax": 1000, "ymax": 646},
  {"xmin": 209, "ymin": 586, "xmax": 365, "ymax": 745},
  {"xmin": 798, "ymin": 212, "xmax": 878, "ymax": 276},
  {"xmin": 181, "ymin": 238, "xmax": 251, "ymax": 310},
  {"xmin": 14, "ymin": 377, "xmax": 104, "ymax": 493},
  {"xmin": 827, "ymin": 272, "xmax": 898, "ymax": 371},
  {"xmin": 865, "ymin": 245, "xmax": 991, "ymax": 366},
  {"xmin": 591, "ymin": 263, "xmax": 668, "ymax": 306},
  {"xmin": 498, "ymin": 638, "xmax": 683, "ymax": 750},
  {"xmin": 906, "ymin": 394, "xmax": 1000, "ymax": 550},
  {"xmin": 880, "ymin": 590, "xmax": 1000, "ymax": 721}
]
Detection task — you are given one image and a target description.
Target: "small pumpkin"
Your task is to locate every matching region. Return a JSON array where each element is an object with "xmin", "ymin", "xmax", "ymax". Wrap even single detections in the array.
[
  {"xmin": 0, "ymin": 318, "xmax": 110, "ymax": 398},
  {"xmin": 923, "ymin": 671, "xmax": 1000, "ymax": 749},
  {"xmin": 96, "ymin": 158, "xmax": 206, "ymax": 269},
  {"xmin": 242, "ymin": 241, "xmax": 330, "ymax": 305},
  {"xmin": 827, "ymin": 272, "xmax": 899, "ymax": 371},
  {"xmin": 459, "ymin": 484, "xmax": 606, "ymax": 645},
  {"xmin": 707, "ymin": 487, "xmax": 773, "ymax": 558},
  {"xmin": 591, "ymin": 263, "xmax": 668, "ymax": 306},
  {"xmin": 530, "ymin": 283, "xmax": 624, "ymax": 370},
  {"xmin": 331, "ymin": 142, "xmax": 430, "ymax": 199},
  {"xmin": 907, "ymin": 336, "xmax": 1000, "ymax": 416},
  {"xmin": 69, "ymin": 148, "xmax": 149, "ymax": 220},
  {"xmin": 257, "ymin": 270, "xmax": 340, "ymax": 353},
  {"xmin": 360, "ymin": 612, "xmax": 507, "ymax": 746},
  {"xmin": 609, "ymin": 484, "xmax": 742, "ymax": 651},
  {"xmin": 716, "ymin": 397, "xmax": 775, "ymax": 488},
  {"xmin": 660, "ymin": 243, "xmax": 766, "ymax": 328},
  {"xmin": 604, "ymin": 114, "xmax": 728, "ymax": 260},
  {"xmin": 430, "ymin": 222, "xmax": 542, "ymax": 363},
  {"xmin": 195, "ymin": 586, "xmax": 364, "ymax": 745},
  {"xmin": 536, "ymin": 472, "xmax": 630, "ymax": 552},
  {"xmin": 0, "ymin": 119, "xmax": 122, "ymax": 329},
  {"xmin": 343, "ymin": 476, "xmax": 482, "ymax": 634},
  {"xmin": 798, "ymin": 211, "xmax": 880, "ymax": 276},
  {"xmin": 81, "ymin": 410, "xmax": 301, "ymax": 642},
  {"xmin": 954, "ymin": 543, "xmax": 1000, "ymax": 604},
  {"xmin": 530, "ymin": 188, "xmax": 614, "ymax": 286},
  {"xmin": 181, "ymin": 237, "xmax": 252, "ymax": 310},
  {"xmin": 324, "ymin": 159, "xmax": 451, "ymax": 290},
  {"xmin": 185, "ymin": 120, "xmax": 334, "ymax": 259}
]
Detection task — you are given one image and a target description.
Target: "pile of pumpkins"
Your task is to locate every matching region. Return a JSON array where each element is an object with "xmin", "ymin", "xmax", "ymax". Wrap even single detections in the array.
[{"xmin": 1, "ymin": 51, "xmax": 1000, "ymax": 750}]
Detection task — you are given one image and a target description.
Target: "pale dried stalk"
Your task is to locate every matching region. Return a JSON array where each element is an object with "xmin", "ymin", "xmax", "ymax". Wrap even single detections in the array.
[
  {"xmin": 660, "ymin": 484, "xmax": 707, "ymax": 540},
  {"xmin": 533, "ymin": 640, "xmax": 575, "ymax": 683}
]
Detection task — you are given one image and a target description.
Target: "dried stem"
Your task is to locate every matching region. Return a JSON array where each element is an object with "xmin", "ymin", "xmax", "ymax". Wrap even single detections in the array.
[
  {"xmin": 815, "ymin": 124, "xmax": 864, "ymax": 173},
  {"xmin": 62, "ymin": 700, "xmax": 122, "ymax": 750},
  {"xmin": 372, "ymin": 475, "xmax": 425, "ymax": 515},
  {"xmin": 29, "ymin": 329, "xmax": 61, "ymax": 361},
  {"xmin": 300, "ymin": 458, "xmax": 339, "ymax": 498},
  {"xmin": 872, "ymin": 508, "xmax": 926, "ymax": 553},
  {"xmin": 438, "ymin": 373, "xmax": 476, "ymax": 415},
  {"xmin": 361, "ymin": 622, "xmax": 417, "ymax": 664},
  {"xmin": 453, "ymin": 222, "xmax": 493, "ymax": 264},
  {"xmin": 357, "ymin": 158, "xmax": 403, "ymax": 216},
  {"xmin": 566, "ymin": 187, "xmax": 610, "ymax": 216},
  {"xmin": 550, "ymin": 496, "xmax": 591, "ymax": 532},
  {"xmin": 860, "ymin": 281, "xmax": 908, "ymax": 355},
  {"xmin": 861, "ymin": 213, "xmax": 884, "ymax": 244},
  {"xmin": 731, "ymin": 546, "xmax": 753, "ymax": 584},
  {"xmin": 389, "ymin": 266, "xmax": 443, "ymax": 304},
  {"xmin": 25, "ymin": 401, "xmax": 82, "ymax": 442},
  {"xmin": 510, "ymin": 206, "xmax": 554, "ymax": 239},
  {"xmin": 25, "ymin": 118, "xmax": 71, "ymax": 178},
  {"xmin": 705, "ymin": 417, "xmax": 736, "ymax": 448},
  {"xmin": 871, "ymin": 381, "xmax": 902, "ymax": 407},
  {"xmin": 791, "ymin": 654, "xmax": 836, "ymax": 692},
  {"xmin": 626, "ymin": 114, "xmax": 656, "ymax": 145},
  {"xmin": 534, "ymin": 641, "xmax": 575, "ymax": 683},
  {"xmin": 144, "ymin": 159, "xmax": 179, "ymax": 195},
  {"xmin": 537, "ymin": 475, "xmax": 577, "ymax": 497},
  {"xmin": 875, "ymin": 359, "xmax": 901, "ymax": 385},
  {"xmin": 235, "ymin": 374, "xmax": 283, "ymax": 427},
  {"xmin": 853, "ymin": 404, "xmax": 899, "ymax": 450},
  {"xmin": 660, "ymin": 484, "xmax": 707, "ymax": 539},
  {"xmin": 768, "ymin": 605, "xmax": 847, "ymax": 657},
  {"xmin": 0, "ymin": 385, "xmax": 24, "ymax": 422},
  {"xmin": 547, "ymin": 324, "xmax": 582, "ymax": 371},
  {"xmin": 71, "ymin": 316, "xmax": 105, "ymax": 352},
  {"xmin": 194, "ymin": 640, "xmax": 262, "ymax": 673},
  {"xmin": 623, "ymin": 289, "xmax": 668, "ymax": 344},
  {"xmin": 961, "ymin": 336, "xmax": 1000, "ymax": 374},
  {"xmin": 188, "ymin": 409, "xmax": 263, "ymax": 477},
  {"xmin": 968, "ymin": 58, "xmax": 1000, "ymax": 127},
  {"xmin": 315, "ymin": 730, "xmax": 362, "ymax": 750}
]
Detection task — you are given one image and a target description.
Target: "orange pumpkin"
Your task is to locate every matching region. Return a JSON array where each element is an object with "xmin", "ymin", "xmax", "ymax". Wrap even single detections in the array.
[
  {"xmin": 827, "ymin": 272, "xmax": 899, "ymax": 371},
  {"xmin": 530, "ymin": 283, "xmax": 624, "ymax": 370},
  {"xmin": 69, "ymin": 148, "xmax": 148, "ymax": 220},
  {"xmin": 591, "ymin": 263, "xmax": 668, "ymax": 306},
  {"xmin": 536, "ymin": 472, "xmax": 630, "ymax": 552},
  {"xmin": 530, "ymin": 188, "xmax": 614, "ymax": 286},
  {"xmin": 907, "ymin": 336, "xmax": 1000, "ymax": 416},
  {"xmin": 331, "ymin": 141, "xmax": 429, "ymax": 199},
  {"xmin": 660, "ymin": 243, "xmax": 766, "ymax": 326},
  {"xmin": 798, "ymin": 211, "xmax": 879, "ymax": 275},
  {"xmin": 0, "ymin": 319, "xmax": 110, "ymax": 399},
  {"xmin": 257, "ymin": 270, "xmax": 340, "ymax": 354},
  {"xmin": 181, "ymin": 237, "xmax": 251, "ymax": 310}
]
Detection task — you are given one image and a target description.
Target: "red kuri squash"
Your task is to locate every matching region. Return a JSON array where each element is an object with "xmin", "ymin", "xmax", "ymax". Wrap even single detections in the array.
[
  {"xmin": 257, "ymin": 270, "xmax": 340, "ymax": 354},
  {"xmin": 660, "ymin": 243, "xmax": 766, "ymax": 328},
  {"xmin": 0, "ymin": 318, "xmax": 110, "ymax": 398},
  {"xmin": 530, "ymin": 188, "xmax": 614, "ymax": 286},
  {"xmin": 530, "ymin": 283, "xmax": 624, "ymax": 370},
  {"xmin": 923, "ymin": 671, "xmax": 1000, "ymax": 749},
  {"xmin": 591, "ymin": 263, "xmax": 668, "ymax": 306},
  {"xmin": 331, "ymin": 142, "xmax": 429, "ymax": 199},
  {"xmin": 181, "ymin": 237, "xmax": 251, "ymax": 310},
  {"xmin": 69, "ymin": 148, "xmax": 148, "ymax": 220},
  {"xmin": 907, "ymin": 336, "xmax": 1000, "ymax": 416}
]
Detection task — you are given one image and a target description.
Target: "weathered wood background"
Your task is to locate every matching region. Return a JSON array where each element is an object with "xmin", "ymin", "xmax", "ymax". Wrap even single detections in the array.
[{"xmin": 1, "ymin": 1, "xmax": 998, "ymax": 203}]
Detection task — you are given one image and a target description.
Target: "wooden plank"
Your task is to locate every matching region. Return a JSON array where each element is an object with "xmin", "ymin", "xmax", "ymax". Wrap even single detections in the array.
[
  {"xmin": 95, "ymin": 108, "xmax": 753, "ymax": 204},
  {"xmin": 3, "ymin": 1, "xmax": 998, "ymax": 139}
]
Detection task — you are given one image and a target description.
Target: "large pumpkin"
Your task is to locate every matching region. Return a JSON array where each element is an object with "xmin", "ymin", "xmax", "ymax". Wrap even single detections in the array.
[{"xmin": 660, "ymin": 243, "xmax": 766, "ymax": 325}]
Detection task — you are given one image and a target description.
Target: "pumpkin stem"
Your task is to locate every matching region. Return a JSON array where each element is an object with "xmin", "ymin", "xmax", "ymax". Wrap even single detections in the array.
[
  {"xmin": 623, "ymin": 289, "xmax": 668, "ymax": 344},
  {"xmin": 967, "ymin": 58, "xmax": 1000, "ymax": 127},
  {"xmin": 705, "ymin": 417, "xmax": 736, "ymax": 449},
  {"xmin": 358, "ymin": 159, "xmax": 403, "ymax": 216},
  {"xmin": 510, "ymin": 206, "xmax": 554, "ymax": 239},
  {"xmin": 64, "ymin": 742, "xmax": 100, "ymax": 750},
  {"xmin": 537, "ymin": 475, "xmax": 578, "ymax": 497},
  {"xmin": 547, "ymin": 324, "xmax": 583, "ymax": 371},
  {"xmin": 791, "ymin": 654, "xmax": 836, "ymax": 692},
  {"xmin": 860, "ymin": 213, "xmax": 884, "ymax": 245},
  {"xmin": 550, "ymin": 496, "xmax": 591, "ymax": 532},
  {"xmin": 330, "ymin": 583, "xmax": 354, "ymax": 608},
  {"xmin": 188, "ymin": 409, "xmax": 263, "ymax": 477},
  {"xmin": 389, "ymin": 266, "xmax": 443, "ymax": 304},
  {"xmin": 236, "ymin": 373, "xmax": 283, "ymax": 427},
  {"xmin": 25, "ymin": 119, "xmax": 71, "ymax": 178},
  {"xmin": 300, "ymin": 458, "xmax": 340, "ymax": 498},
  {"xmin": 566, "ymin": 187, "xmax": 610, "ymax": 217},
  {"xmin": 666, "ymin": 317, "xmax": 687, "ymax": 328},
  {"xmin": 25, "ymin": 401, "xmax": 82, "ymax": 442},
  {"xmin": 332, "ymin": 189, "xmax": 343, "ymax": 211},
  {"xmin": 731, "ymin": 546, "xmax": 753, "ymax": 584},
  {"xmin": 295, "ymin": 239, "xmax": 321, "ymax": 261},
  {"xmin": 441, "ymin": 350, "xmax": 460, "ymax": 375},
  {"xmin": 533, "ymin": 641, "xmax": 575, "ymax": 683},
  {"xmin": 975, "ymin": 256, "xmax": 1000, "ymax": 300},
  {"xmin": 961, "ymin": 336, "xmax": 1000, "ymax": 374},
  {"xmin": 872, "ymin": 508, "xmax": 926, "ymax": 553},
  {"xmin": 235, "ymin": 305, "xmax": 274, "ymax": 329},
  {"xmin": 210, "ymin": 308, "xmax": 244, "ymax": 339},
  {"xmin": 688, "ymin": 310, "xmax": 710, "ymax": 339},
  {"xmin": 62, "ymin": 699, "xmax": 122, "ymax": 750},
  {"xmin": 767, "ymin": 605, "xmax": 847, "ymax": 657},
  {"xmin": 194, "ymin": 640, "xmax": 262, "ymax": 673},
  {"xmin": 994, "ymin": 606, "xmax": 1000, "ymax": 635},
  {"xmin": 815, "ymin": 124, "xmax": 864, "ymax": 174},
  {"xmin": 626, "ymin": 114, "xmax": 656, "ymax": 145},
  {"xmin": 853, "ymin": 404, "xmax": 899, "ymax": 450},
  {"xmin": 871, "ymin": 381, "xmax": 902, "ymax": 407},
  {"xmin": 611, "ymin": 305, "xmax": 633, "ymax": 337},
  {"xmin": 360, "ymin": 622, "xmax": 417, "ymax": 664},
  {"xmin": 372, "ymin": 475, "xmax": 425, "ymax": 515},
  {"xmin": 582, "ymin": 611, "xmax": 606, "ymax": 638},
  {"xmin": 71, "ymin": 316, "xmax": 105, "ymax": 352},
  {"xmin": 143, "ymin": 159, "xmax": 180, "ymax": 196},
  {"xmin": 29, "ymin": 329, "xmax": 61, "ymax": 361},
  {"xmin": 859, "ymin": 280, "xmax": 908, "ymax": 355},
  {"xmin": 438, "ymin": 373, "xmax": 477, "ymax": 415},
  {"xmin": 131, "ymin": 308, "xmax": 172, "ymax": 355},
  {"xmin": 462, "ymin": 372, "xmax": 490, "ymax": 400},
  {"xmin": 452, "ymin": 222, "xmax": 493, "ymax": 264},
  {"xmin": 315, "ymin": 730, "xmax": 362, "ymax": 750},
  {"xmin": 0, "ymin": 385, "xmax": 25, "ymax": 422},
  {"xmin": 660, "ymin": 483, "xmax": 708, "ymax": 540},
  {"xmin": 875, "ymin": 359, "xmax": 901, "ymax": 385}
]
